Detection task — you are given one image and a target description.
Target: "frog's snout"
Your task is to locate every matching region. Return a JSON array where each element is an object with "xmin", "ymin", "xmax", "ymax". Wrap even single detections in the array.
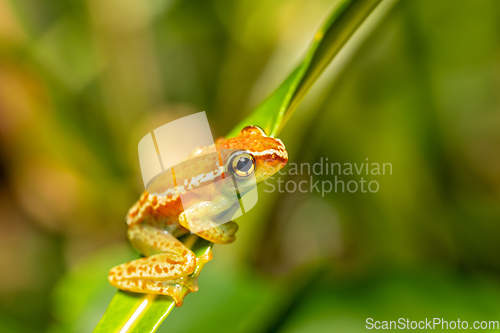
[
  {"xmin": 275, "ymin": 138, "xmax": 288, "ymax": 165},
  {"xmin": 256, "ymin": 137, "xmax": 288, "ymax": 177}
]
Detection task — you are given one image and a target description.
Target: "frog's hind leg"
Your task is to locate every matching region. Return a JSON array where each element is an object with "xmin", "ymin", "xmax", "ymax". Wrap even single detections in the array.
[
  {"xmin": 108, "ymin": 225, "xmax": 206, "ymax": 306},
  {"xmin": 109, "ymin": 253, "xmax": 194, "ymax": 305}
]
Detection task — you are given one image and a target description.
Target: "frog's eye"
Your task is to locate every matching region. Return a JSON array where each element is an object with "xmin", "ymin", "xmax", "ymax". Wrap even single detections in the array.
[{"xmin": 230, "ymin": 153, "xmax": 255, "ymax": 178}]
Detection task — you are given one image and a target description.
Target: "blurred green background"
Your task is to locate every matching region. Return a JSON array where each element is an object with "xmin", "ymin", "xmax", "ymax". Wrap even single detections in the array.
[{"xmin": 1, "ymin": 0, "xmax": 500, "ymax": 332}]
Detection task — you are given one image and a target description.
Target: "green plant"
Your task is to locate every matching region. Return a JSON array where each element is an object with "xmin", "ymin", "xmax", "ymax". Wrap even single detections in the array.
[{"xmin": 93, "ymin": 0, "xmax": 383, "ymax": 331}]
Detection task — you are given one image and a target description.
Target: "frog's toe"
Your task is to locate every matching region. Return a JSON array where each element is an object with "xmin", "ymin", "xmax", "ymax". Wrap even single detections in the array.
[
  {"xmin": 222, "ymin": 221, "xmax": 238, "ymax": 238},
  {"xmin": 195, "ymin": 221, "xmax": 238, "ymax": 244}
]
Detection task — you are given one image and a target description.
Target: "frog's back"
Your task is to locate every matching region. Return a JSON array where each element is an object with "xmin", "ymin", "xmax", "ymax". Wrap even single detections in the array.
[
  {"xmin": 126, "ymin": 191, "xmax": 189, "ymax": 235},
  {"xmin": 126, "ymin": 146, "xmax": 224, "ymax": 235}
]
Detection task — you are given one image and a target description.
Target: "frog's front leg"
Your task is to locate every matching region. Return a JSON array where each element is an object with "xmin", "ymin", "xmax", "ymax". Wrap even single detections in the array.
[
  {"xmin": 179, "ymin": 198, "xmax": 239, "ymax": 244},
  {"xmin": 108, "ymin": 224, "xmax": 208, "ymax": 306}
]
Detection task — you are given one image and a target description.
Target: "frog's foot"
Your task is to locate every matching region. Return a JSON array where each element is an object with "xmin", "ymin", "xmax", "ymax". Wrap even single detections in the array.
[
  {"xmin": 179, "ymin": 213, "xmax": 238, "ymax": 244},
  {"xmin": 109, "ymin": 224, "xmax": 200, "ymax": 306},
  {"xmin": 196, "ymin": 221, "xmax": 238, "ymax": 244},
  {"xmin": 109, "ymin": 251, "xmax": 198, "ymax": 306},
  {"xmin": 109, "ymin": 251, "xmax": 214, "ymax": 306},
  {"xmin": 114, "ymin": 277, "xmax": 190, "ymax": 306}
]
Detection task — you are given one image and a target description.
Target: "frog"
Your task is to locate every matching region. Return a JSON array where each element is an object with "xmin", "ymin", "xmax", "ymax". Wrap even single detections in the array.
[{"xmin": 108, "ymin": 125, "xmax": 288, "ymax": 306}]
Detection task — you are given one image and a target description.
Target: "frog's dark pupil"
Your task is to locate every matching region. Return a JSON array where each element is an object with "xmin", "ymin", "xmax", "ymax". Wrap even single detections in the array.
[{"xmin": 236, "ymin": 157, "xmax": 252, "ymax": 173}]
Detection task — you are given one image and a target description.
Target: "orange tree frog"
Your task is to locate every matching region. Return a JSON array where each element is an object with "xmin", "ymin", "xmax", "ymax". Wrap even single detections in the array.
[{"xmin": 108, "ymin": 126, "xmax": 288, "ymax": 305}]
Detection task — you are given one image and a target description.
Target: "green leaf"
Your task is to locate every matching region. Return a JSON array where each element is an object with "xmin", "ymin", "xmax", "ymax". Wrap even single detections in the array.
[
  {"xmin": 93, "ymin": 237, "xmax": 212, "ymax": 333},
  {"xmin": 92, "ymin": 292, "xmax": 175, "ymax": 333},
  {"xmin": 227, "ymin": 0, "xmax": 382, "ymax": 138},
  {"xmin": 93, "ymin": 0, "xmax": 383, "ymax": 331}
]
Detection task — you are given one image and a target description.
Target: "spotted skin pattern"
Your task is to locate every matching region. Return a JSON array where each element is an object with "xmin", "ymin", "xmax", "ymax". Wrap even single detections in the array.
[{"xmin": 109, "ymin": 126, "xmax": 288, "ymax": 306}]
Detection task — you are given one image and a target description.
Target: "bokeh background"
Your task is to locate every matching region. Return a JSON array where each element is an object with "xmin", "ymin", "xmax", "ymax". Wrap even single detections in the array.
[{"xmin": 1, "ymin": 0, "xmax": 500, "ymax": 332}]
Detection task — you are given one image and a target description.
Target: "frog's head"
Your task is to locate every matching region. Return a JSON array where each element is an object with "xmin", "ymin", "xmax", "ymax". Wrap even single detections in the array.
[{"xmin": 218, "ymin": 126, "xmax": 288, "ymax": 186}]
